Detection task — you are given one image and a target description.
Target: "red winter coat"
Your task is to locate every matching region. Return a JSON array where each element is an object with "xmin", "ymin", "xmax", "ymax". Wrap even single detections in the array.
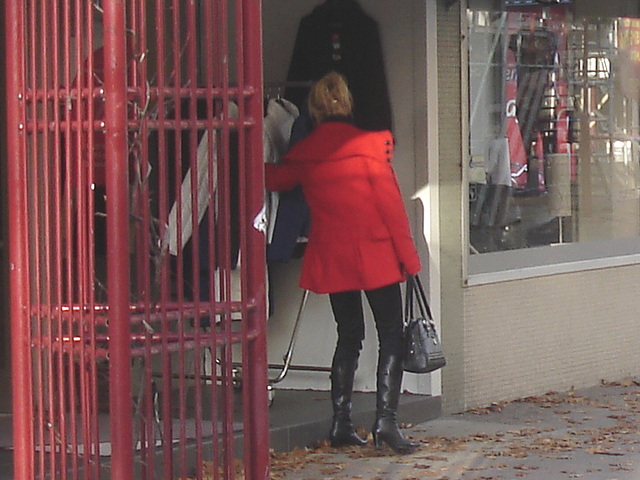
[{"xmin": 265, "ymin": 121, "xmax": 421, "ymax": 294}]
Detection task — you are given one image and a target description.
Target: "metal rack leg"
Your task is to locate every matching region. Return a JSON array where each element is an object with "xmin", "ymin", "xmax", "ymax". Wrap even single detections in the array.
[{"xmin": 269, "ymin": 289, "xmax": 309, "ymax": 386}]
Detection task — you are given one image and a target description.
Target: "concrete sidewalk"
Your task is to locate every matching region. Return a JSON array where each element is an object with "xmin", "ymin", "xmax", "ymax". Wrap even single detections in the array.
[{"xmin": 271, "ymin": 378, "xmax": 640, "ymax": 480}]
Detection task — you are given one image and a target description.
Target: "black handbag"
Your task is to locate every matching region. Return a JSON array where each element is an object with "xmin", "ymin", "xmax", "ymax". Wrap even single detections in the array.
[{"xmin": 402, "ymin": 275, "xmax": 446, "ymax": 373}]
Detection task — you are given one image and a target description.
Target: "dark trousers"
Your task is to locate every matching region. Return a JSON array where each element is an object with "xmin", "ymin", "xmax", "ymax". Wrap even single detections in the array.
[{"xmin": 328, "ymin": 282, "xmax": 403, "ymax": 360}]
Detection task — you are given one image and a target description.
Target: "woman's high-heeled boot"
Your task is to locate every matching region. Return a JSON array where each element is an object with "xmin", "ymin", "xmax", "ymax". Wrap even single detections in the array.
[
  {"xmin": 329, "ymin": 349, "xmax": 368, "ymax": 447},
  {"xmin": 371, "ymin": 352, "xmax": 420, "ymax": 454}
]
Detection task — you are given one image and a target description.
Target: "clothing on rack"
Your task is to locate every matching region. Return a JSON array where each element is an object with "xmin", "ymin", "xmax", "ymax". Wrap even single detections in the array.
[
  {"xmin": 267, "ymin": 109, "xmax": 313, "ymax": 263},
  {"xmin": 485, "ymin": 136, "xmax": 511, "ymax": 187},
  {"xmin": 285, "ymin": 0, "xmax": 392, "ymax": 132},
  {"xmin": 263, "ymin": 97, "xmax": 300, "ymax": 246},
  {"xmin": 509, "ymin": 26, "xmax": 557, "ymax": 189},
  {"xmin": 262, "ymin": 96, "xmax": 300, "ymax": 317},
  {"xmin": 164, "ymin": 128, "xmax": 215, "ymax": 255},
  {"xmin": 263, "ymin": 98, "xmax": 299, "ymax": 165},
  {"xmin": 154, "ymin": 98, "xmax": 241, "ymax": 316},
  {"xmin": 164, "ymin": 102, "xmax": 239, "ymax": 256}
]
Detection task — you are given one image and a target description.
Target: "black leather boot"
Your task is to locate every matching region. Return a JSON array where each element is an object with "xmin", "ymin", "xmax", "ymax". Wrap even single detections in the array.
[
  {"xmin": 371, "ymin": 352, "xmax": 420, "ymax": 454},
  {"xmin": 329, "ymin": 349, "xmax": 367, "ymax": 447}
]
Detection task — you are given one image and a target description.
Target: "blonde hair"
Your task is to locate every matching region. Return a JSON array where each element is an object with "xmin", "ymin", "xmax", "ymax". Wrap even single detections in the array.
[{"xmin": 307, "ymin": 72, "xmax": 353, "ymax": 124}]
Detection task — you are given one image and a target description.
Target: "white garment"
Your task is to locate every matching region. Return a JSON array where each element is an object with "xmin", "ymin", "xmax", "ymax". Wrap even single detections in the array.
[
  {"xmin": 163, "ymin": 102, "xmax": 238, "ymax": 256},
  {"xmin": 468, "ymin": 154, "xmax": 487, "ymax": 184},
  {"xmin": 546, "ymin": 152, "xmax": 572, "ymax": 217},
  {"xmin": 485, "ymin": 137, "xmax": 512, "ymax": 186},
  {"xmin": 262, "ymin": 98, "xmax": 299, "ymax": 244}
]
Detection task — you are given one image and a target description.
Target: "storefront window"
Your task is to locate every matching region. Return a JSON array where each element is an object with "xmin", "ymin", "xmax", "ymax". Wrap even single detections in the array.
[{"xmin": 467, "ymin": 1, "xmax": 640, "ymax": 274}]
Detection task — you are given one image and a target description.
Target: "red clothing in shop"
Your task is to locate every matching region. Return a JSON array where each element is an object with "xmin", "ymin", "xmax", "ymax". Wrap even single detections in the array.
[{"xmin": 265, "ymin": 121, "xmax": 421, "ymax": 294}]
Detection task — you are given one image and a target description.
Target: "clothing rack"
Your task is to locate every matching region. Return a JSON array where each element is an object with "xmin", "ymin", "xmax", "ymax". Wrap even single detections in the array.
[
  {"xmin": 265, "ymin": 289, "xmax": 331, "ymax": 404},
  {"xmin": 261, "ymin": 82, "xmax": 328, "ymax": 403}
]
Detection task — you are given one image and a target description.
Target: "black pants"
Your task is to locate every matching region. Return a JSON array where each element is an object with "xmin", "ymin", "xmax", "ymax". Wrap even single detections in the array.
[{"xmin": 329, "ymin": 282, "xmax": 403, "ymax": 360}]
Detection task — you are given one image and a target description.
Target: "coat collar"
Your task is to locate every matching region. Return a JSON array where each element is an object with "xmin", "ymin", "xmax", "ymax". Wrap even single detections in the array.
[{"xmin": 284, "ymin": 121, "xmax": 393, "ymax": 164}]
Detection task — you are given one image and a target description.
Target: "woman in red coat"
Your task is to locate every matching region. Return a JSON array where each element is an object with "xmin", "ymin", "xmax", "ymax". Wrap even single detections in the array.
[{"xmin": 265, "ymin": 72, "xmax": 421, "ymax": 454}]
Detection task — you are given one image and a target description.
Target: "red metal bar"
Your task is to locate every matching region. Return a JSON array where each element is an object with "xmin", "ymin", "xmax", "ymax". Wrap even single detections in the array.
[
  {"xmin": 152, "ymin": 0, "xmax": 175, "ymax": 474},
  {"xmin": 5, "ymin": 0, "xmax": 34, "ymax": 477},
  {"xmin": 49, "ymin": 3, "xmax": 67, "ymax": 472},
  {"xmin": 169, "ymin": 1, "xmax": 188, "ymax": 476},
  {"xmin": 23, "ymin": 113, "xmax": 257, "ymax": 134},
  {"xmin": 29, "ymin": 0, "xmax": 49, "ymax": 476},
  {"xmin": 202, "ymin": 4, "xmax": 223, "ymax": 476},
  {"xmin": 240, "ymin": 1, "xmax": 270, "ymax": 479},
  {"xmin": 73, "ymin": 8, "xmax": 102, "ymax": 475},
  {"xmin": 79, "ymin": 0, "xmax": 103, "ymax": 453},
  {"xmin": 241, "ymin": 0, "xmax": 270, "ymax": 474},
  {"xmin": 185, "ymin": 2, "xmax": 207, "ymax": 477},
  {"xmin": 103, "ymin": 0, "xmax": 134, "ymax": 477},
  {"xmin": 129, "ymin": 0, "xmax": 157, "ymax": 475},
  {"xmin": 216, "ymin": 3, "xmax": 238, "ymax": 479},
  {"xmin": 60, "ymin": 10, "xmax": 74, "ymax": 475},
  {"xmin": 235, "ymin": 4, "xmax": 252, "ymax": 480}
]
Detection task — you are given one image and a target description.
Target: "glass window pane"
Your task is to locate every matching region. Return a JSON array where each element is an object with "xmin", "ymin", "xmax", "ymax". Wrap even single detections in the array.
[{"xmin": 467, "ymin": 2, "xmax": 640, "ymax": 262}]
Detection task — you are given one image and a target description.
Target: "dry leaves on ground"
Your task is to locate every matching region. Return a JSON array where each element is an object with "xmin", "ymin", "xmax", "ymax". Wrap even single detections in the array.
[{"xmin": 183, "ymin": 378, "xmax": 640, "ymax": 479}]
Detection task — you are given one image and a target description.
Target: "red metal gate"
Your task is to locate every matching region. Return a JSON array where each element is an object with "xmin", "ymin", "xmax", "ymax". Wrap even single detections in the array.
[{"xmin": 5, "ymin": 1, "xmax": 269, "ymax": 479}]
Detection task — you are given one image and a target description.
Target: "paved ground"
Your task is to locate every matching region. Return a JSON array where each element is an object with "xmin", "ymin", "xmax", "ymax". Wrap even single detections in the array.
[{"xmin": 270, "ymin": 378, "xmax": 640, "ymax": 480}]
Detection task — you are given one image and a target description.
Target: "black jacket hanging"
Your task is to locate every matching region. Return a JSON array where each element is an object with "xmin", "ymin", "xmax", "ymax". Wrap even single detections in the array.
[{"xmin": 285, "ymin": 0, "xmax": 393, "ymax": 132}]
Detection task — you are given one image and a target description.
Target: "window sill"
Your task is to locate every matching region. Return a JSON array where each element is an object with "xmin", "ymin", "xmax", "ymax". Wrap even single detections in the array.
[{"xmin": 466, "ymin": 238, "xmax": 640, "ymax": 286}]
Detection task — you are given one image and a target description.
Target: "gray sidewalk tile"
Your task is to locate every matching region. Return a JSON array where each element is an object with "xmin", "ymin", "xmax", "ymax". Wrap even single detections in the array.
[{"xmin": 270, "ymin": 378, "xmax": 640, "ymax": 480}]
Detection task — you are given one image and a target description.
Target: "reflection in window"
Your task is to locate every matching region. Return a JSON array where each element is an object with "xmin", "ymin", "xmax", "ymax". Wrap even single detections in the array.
[{"xmin": 468, "ymin": 3, "xmax": 640, "ymax": 255}]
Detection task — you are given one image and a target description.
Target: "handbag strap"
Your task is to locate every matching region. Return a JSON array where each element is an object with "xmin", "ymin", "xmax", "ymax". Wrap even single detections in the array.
[
  {"xmin": 404, "ymin": 275, "xmax": 433, "ymax": 326},
  {"xmin": 413, "ymin": 275, "xmax": 434, "ymax": 321},
  {"xmin": 404, "ymin": 275, "xmax": 434, "ymax": 326},
  {"xmin": 404, "ymin": 277, "xmax": 414, "ymax": 327}
]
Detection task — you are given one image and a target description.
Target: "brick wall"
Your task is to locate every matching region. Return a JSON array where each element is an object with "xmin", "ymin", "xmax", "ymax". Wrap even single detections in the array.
[{"xmin": 463, "ymin": 266, "xmax": 640, "ymax": 408}]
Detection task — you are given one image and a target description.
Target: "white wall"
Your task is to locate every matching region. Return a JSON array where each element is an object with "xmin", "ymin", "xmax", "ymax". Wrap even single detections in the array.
[{"xmin": 262, "ymin": 0, "xmax": 433, "ymax": 393}]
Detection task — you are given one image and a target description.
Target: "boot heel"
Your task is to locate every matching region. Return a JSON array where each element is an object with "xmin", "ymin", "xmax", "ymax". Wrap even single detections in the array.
[
  {"xmin": 374, "ymin": 352, "xmax": 420, "ymax": 454},
  {"xmin": 372, "ymin": 419, "xmax": 420, "ymax": 454}
]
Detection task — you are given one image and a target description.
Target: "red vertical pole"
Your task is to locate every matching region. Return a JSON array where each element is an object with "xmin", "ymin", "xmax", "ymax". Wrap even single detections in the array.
[
  {"xmin": 5, "ymin": 1, "xmax": 34, "ymax": 479},
  {"xmin": 242, "ymin": 1, "xmax": 270, "ymax": 478},
  {"xmin": 103, "ymin": 0, "xmax": 133, "ymax": 478}
]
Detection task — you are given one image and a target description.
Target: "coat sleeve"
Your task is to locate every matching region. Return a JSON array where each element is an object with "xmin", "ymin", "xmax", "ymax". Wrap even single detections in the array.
[
  {"xmin": 366, "ymin": 156, "xmax": 421, "ymax": 276},
  {"xmin": 264, "ymin": 162, "xmax": 300, "ymax": 192}
]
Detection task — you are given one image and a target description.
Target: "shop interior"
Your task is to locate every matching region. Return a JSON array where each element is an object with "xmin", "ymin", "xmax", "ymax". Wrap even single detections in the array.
[{"xmin": 468, "ymin": 1, "xmax": 640, "ymax": 256}]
